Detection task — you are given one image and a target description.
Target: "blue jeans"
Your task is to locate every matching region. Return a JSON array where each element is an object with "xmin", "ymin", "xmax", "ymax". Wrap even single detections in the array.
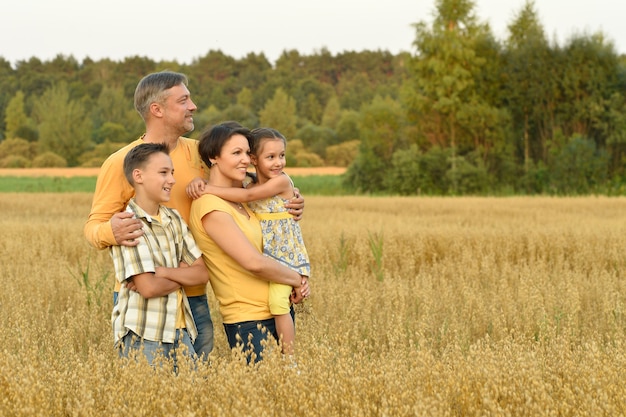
[
  {"xmin": 223, "ymin": 318, "xmax": 277, "ymax": 363},
  {"xmin": 119, "ymin": 329, "xmax": 195, "ymax": 372},
  {"xmin": 223, "ymin": 307, "xmax": 295, "ymax": 363},
  {"xmin": 113, "ymin": 293, "xmax": 214, "ymax": 361},
  {"xmin": 188, "ymin": 294, "xmax": 214, "ymax": 360}
]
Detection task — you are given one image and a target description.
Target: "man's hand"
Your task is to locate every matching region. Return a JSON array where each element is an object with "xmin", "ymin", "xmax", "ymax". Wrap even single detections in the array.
[
  {"xmin": 111, "ymin": 212, "xmax": 143, "ymax": 247},
  {"xmin": 290, "ymin": 276, "xmax": 310, "ymax": 304},
  {"xmin": 285, "ymin": 188, "xmax": 304, "ymax": 221}
]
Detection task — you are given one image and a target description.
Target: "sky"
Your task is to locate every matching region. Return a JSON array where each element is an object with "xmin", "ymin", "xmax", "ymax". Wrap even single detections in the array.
[{"xmin": 1, "ymin": 0, "xmax": 624, "ymax": 67}]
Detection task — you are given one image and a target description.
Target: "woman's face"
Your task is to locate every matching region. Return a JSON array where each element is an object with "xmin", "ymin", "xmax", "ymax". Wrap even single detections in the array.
[{"xmin": 213, "ymin": 133, "xmax": 251, "ymax": 182}]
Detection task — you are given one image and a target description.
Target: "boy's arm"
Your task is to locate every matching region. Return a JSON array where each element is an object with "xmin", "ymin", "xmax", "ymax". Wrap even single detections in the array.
[
  {"xmin": 154, "ymin": 257, "xmax": 209, "ymax": 287},
  {"xmin": 128, "ymin": 273, "xmax": 181, "ymax": 299}
]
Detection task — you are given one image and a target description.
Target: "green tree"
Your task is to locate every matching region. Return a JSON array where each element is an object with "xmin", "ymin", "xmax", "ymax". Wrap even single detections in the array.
[
  {"xmin": 92, "ymin": 86, "xmax": 138, "ymax": 142},
  {"xmin": 32, "ymin": 82, "xmax": 93, "ymax": 166},
  {"xmin": 259, "ymin": 88, "xmax": 297, "ymax": 139},
  {"xmin": 336, "ymin": 110, "xmax": 361, "ymax": 142},
  {"xmin": 321, "ymin": 96, "xmax": 342, "ymax": 130},
  {"xmin": 236, "ymin": 87, "xmax": 253, "ymax": 109},
  {"xmin": 406, "ymin": 0, "xmax": 493, "ymax": 191},
  {"xmin": 293, "ymin": 77, "xmax": 333, "ymax": 124},
  {"xmin": 4, "ymin": 91, "xmax": 29, "ymax": 140},
  {"xmin": 557, "ymin": 34, "xmax": 620, "ymax": 145},
  {"xmin": 344, "ymin": 95, "xmax": 405, "ymax": 192},
  {"xmin": 295, "ymin": 123, "xmax": 337, "ymax": 158}
]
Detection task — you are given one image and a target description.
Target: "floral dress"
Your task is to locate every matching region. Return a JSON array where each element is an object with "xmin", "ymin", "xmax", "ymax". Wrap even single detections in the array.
[{"xmin": 246, "ymin": 184, "xmax": 310, "ymax": 277}]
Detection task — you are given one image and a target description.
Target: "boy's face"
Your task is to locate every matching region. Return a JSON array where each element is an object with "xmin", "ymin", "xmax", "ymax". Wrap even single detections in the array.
[{"xmin": 135, "ymin": 152, "xmax": 176, "ymax": 203}]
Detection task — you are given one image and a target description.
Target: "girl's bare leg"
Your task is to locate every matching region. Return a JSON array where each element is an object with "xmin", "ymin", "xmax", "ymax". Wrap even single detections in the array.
[{"xmin": 274, "ymin": 313, "xmax": 295, "ymax": 355}]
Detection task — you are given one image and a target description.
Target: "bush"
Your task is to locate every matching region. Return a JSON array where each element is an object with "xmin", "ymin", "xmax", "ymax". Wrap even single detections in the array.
[
  {"xmin": 343, "ymin": 148, "xmax": 386, "ymax": 193},
  {"xmin": 325, "ymin": 140, "xmax": 360, "ymax": 167},
  {"xmin": 549, "ymin": 135, "xmax": 609, "ymax": 194},
  {"xmin": 0, "ymin": 138, "xmax": 37, "ymax": 160},
  {"xmin": 384, "ymin": 144, "xmax": 422, "ymax": 195},
  {"xmin": 447, "ymin": 153, "xmax": 490, "ymax": 195},
  {"xmin": 0, "ymin": 155, "xmax": 30, "ymax": 168},
  {"xmin": 78, "ymin": 140, "xmax": 126, "ymax": 167},
  {"xmin": 418, "ymin": 146, "xmax": 452, "ymax": 194},
  {"xmin": 32, "ymin": 152, "xmax": 67, "ymax": 167},
  {"xmin": 292, "ymin": 150, "xmax": 324, "ymax": 167}
]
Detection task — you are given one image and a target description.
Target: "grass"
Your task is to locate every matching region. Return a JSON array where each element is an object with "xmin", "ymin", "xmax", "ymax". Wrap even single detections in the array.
[
  {"xmin": 0, "ymin": 176, "xmax": 98, "ymax": 192},
  {"xmin": 0, "ymin": 175, "xmax": 348, "ymax": 195},
  {"xmin": 1, "ymin": 193, "xmax": 626, "ymax": 415}
]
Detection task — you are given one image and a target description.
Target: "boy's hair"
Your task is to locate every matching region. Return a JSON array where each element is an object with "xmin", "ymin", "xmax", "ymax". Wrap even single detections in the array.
[
  {"xmin": 198, "ymin": 123, "xmax": 252, "ymax": 168},
  {"xmin": 123, "ymin": 143, "xmax": 170, "ymax": 185},
  {"xmin": 134, "ymin": 71, "xmax": 189, "ymax": 121},
  {"xmin": 249, "ymin": 127, "xmax": 286, "ymax": 155}
]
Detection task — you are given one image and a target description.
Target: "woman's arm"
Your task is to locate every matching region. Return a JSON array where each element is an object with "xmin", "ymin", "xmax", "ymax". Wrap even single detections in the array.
[{"xmin": 201, "ymin": 210, "xmax": 301, "ymax": 287}]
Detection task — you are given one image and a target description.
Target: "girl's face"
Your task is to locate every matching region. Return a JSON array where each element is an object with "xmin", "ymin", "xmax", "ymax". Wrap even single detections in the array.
[
  {"xmin": 252, "ymin": 138, "xmax": 286, "ymax": 182},
  {"xmin": 212, "ymin": 133, "xmax": 251, "ymax": 183}
]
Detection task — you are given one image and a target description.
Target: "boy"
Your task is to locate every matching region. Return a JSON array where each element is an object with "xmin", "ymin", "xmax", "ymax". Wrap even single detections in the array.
[{"xmin": 111, "ymin": 142, "xmax": 209, "ymax": 369}]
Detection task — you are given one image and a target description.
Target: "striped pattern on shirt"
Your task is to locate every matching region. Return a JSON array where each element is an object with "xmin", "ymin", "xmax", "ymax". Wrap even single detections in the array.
[{"xmin": 111, "ymin": 199, "xmax": 202, "ymax": 345}]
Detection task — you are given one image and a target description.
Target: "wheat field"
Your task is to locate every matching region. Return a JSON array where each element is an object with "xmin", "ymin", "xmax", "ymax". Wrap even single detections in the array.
[{"xmin": 1, "ymin": 193, "xmax": 625, "ymax": 416}]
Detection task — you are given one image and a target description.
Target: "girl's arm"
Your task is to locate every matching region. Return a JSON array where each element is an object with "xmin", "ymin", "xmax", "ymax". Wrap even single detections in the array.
[
  {"xmin": 204, "ymin": 173, "xmax": 292, "ymax": 203},
  {"xmin": 201, "ymin": 210, "xmax": 301, "ymax": 287}
]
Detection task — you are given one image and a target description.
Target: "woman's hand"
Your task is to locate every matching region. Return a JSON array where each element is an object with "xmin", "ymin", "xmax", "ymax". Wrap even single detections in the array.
[{"xmin": 290, "ymin": 276, "xmax": 310, "ymax": 304}]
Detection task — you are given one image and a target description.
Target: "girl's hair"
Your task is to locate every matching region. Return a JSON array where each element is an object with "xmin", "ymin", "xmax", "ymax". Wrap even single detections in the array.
[
  {"xmin": 134, "ymin": 71, "xmax": 189, "ymax": 121},
  {"xmin": 249, "ymin": 127, "xmax": 286, "ymax": 155},
  {"xmin": 198, "ymin": 122, "xmax": 252, "ymax": 168},
  {"xmin": 123, "ymin": 142, "xmax": 169, "ymax": 185}
]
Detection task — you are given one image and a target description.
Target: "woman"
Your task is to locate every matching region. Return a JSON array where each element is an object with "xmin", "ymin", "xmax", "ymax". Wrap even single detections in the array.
[{"xmin": 189, "ymin": 123, "xmax": 309, "ymax": 363}]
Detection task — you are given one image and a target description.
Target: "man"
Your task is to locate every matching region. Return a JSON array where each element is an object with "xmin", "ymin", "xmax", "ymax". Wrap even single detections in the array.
[{"xmin": 85, "ymin": 71, "xmax": 305, "ymax": 360}]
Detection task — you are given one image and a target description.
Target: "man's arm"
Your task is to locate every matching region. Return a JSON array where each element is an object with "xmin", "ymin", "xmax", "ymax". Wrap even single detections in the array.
[
  {"xmin": 285, "ymin": 188, "xmax": 304, "ymax": 221},
  {"xmin": 84, "ymin": 151, "xmax": 142, "ymax": 249}
]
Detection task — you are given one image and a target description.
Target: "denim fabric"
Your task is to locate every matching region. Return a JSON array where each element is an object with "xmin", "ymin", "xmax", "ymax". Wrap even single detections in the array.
[
  {"xmin": 222, "ymin": 307, "xmax": 295, "ymax": 363},
  {"xmin": 188, "ymin": 294, "xmax": 214, "ymax": 360},
  {"xmin": 119, "ymin": 329, "xmax": 195, "ymax": 372},
  {"xmin": 223, "ymin": 318, "xmax": 277, "ymax": 363},
  {"xmin": 113, "ymin": 292, "xmax": 213, "ymax": 361}
]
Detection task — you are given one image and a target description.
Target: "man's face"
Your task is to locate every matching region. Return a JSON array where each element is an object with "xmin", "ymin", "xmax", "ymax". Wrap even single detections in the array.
[{"xmin": 161, "ymin": 83, "xmax": 197, "ymax": 135}]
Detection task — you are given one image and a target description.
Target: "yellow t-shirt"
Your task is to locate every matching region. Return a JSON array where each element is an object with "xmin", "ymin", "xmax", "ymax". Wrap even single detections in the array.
[
  {"xmin": 84, "ymin": 136, "xmax": 208, "ymax": 296},
  {"xmin": 189, "ymin": 195, "xmax": 271, "ymax": 324}
]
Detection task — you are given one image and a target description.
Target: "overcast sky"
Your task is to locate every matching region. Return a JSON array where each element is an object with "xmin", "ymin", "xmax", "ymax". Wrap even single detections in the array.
[{"xmin": 1, "ymin": 0, "xmax": 623, "ymax": 67}]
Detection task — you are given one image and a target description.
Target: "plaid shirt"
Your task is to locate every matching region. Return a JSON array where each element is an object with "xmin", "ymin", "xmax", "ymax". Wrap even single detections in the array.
[{"xmin": 111, "ymin": 199, "xmax": 202, "ymax": 346}]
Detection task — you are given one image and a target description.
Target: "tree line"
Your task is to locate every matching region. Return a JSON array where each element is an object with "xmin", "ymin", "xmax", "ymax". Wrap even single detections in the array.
[{"xmin": 1, "ymin": 0, "xmax": 625, "ymax": 195}]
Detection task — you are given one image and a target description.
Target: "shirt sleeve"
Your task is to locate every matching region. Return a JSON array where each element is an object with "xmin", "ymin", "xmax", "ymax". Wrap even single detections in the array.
[
  {"xmin": 83, "ymin": 151, "xmax": 135, "ymax": 249},
  {"xmin": 112, "ymin": 234, "xmax": 156, "ymax": 282}
]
